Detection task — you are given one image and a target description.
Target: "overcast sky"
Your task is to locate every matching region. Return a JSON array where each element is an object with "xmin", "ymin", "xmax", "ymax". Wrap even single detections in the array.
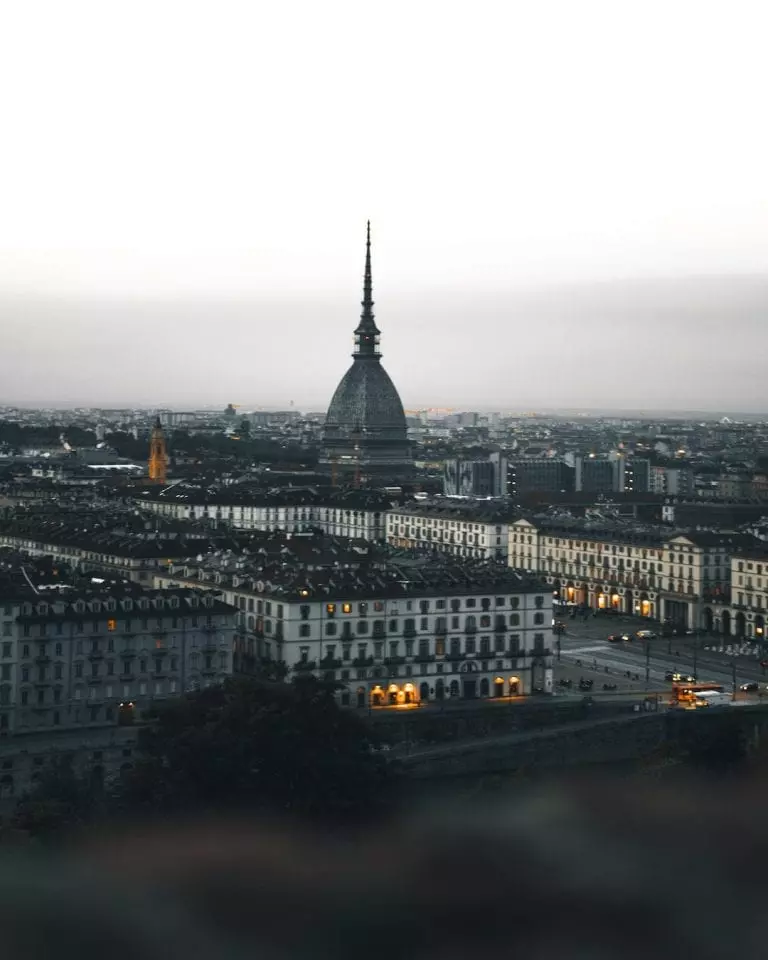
[{"xmin": 1, "ymin": 1, "xmax": 767, "ymax": 412}]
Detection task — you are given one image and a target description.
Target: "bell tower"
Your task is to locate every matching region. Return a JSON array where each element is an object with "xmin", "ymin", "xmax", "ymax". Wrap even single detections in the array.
[{"xmin": 148, "ymin": 416, "xmax": 168, "ymax": 484}]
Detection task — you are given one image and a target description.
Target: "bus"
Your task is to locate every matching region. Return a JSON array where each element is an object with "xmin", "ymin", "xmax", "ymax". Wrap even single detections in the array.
[{"xmin": 671, "ymin": 683, "xmax": 726, "ymax": 708}]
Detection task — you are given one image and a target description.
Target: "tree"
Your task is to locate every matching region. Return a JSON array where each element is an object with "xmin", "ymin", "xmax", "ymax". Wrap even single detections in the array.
[
  {"xmin": 113, "ymin": 676, "xmax": 397, "ymax": 825},
  {"xmin": 11, "ymin": 756, "xmax": 104, "ymax": 843}
]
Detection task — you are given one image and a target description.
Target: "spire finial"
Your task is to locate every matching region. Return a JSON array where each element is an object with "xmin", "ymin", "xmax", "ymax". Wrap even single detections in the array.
[{"xmin": 354, "ymin": 219, "xmax": 380, "ymax": 357}]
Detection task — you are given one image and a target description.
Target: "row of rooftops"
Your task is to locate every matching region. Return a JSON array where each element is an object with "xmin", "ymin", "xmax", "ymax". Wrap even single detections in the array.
[
  {"xmin": 134, "ymin": 485, "xmax": 395, "ymax": 511},
  {"xmin": 15, "ymin": 587, "xmax": 233, "ymax": 623},
  {"xmin": 389, "ymin": 501, "xmax": 519, "ymax": 523},
  {"xmin": 514, "ymin": 517, "xmax": 765, "ymax": 552},
  {"xmin": 165, "ymin": 556, "xmax": 548, "ymax": 602}
]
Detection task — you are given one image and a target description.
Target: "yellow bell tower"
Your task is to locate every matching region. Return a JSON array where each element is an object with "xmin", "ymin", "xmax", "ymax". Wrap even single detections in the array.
[{"xmin": 148, "ymin": 416, "xmax": 168, "ymax": 484}]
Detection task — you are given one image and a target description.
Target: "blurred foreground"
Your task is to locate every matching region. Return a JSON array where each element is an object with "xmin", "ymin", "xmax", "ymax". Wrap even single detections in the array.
[{"xmin": 0, "ymin": 770, "xmax": 766, "ymax": 959}]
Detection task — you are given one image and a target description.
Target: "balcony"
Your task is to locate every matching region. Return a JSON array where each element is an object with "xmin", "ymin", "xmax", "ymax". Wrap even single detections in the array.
[
  {"xmin": 402, "ymin": 627, "xmax": 417, "ymax": 639},
  {"xmin": 493, "ymin": 623, "xmax": 507, "ymax": 633},
  {"xmin": 464, "ymin": 625, "xmax": 477, "ymax": 635},
  {"xmin": 202, "ymin": 625, "xmax": 218, "ymax": 634},
  {"xmin": 34, "ymin": 655, "xmax": 51, "ymax": 664},
  {"xmin": 352, "ymin": 656, "xmax": 374, "ymax": 667},
  {"xmin": 88, "ymin": 651, "xmax": 104, "ymax": 660},
  {"xmin": 383, "ymin": 656, "xmax": 406, "ymax": 666},
  {"xmin": 414, "ymin": 654, "xmax": 435, "ymax": 663}
]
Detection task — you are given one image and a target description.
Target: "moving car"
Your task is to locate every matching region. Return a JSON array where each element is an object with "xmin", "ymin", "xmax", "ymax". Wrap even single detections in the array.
[
  {"xmin": 636, "ymin": 630, "xmax": 657, "ymax": 639},
  {"xmin": 607, "ymin": 633, "xmax": 632, "ymax": 642},
  {"xmin": 740, "ymin": 681, "xmax": 759, "ymax": 693},
  {"xmin": 665, "ymin": 671, "xmax": 696, "ymax": 682}
]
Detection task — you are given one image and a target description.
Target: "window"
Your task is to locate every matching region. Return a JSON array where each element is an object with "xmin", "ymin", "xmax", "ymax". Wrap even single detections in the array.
[
  {"xmin": 54, "ymin": 642, "xmax": 62, "ymax": 657},
  {"xmin": 300, "ymin": 605, "xmax": 310, "ymax": 620},
  {"xmin": 21, "ymin": 690, "xmax": 28, "ymax": 706},
  {"xmin": 0, "ymin": 665, "xmax": 9, "ymax": 681},
  {"xmin": 299, "ymin": 624, "xmax": 311, "ymax": 638},
  {"xmin": 534, "ymin": 612, "xmax": 545, "ymax": 625},
  {"xmin": 510, "ymin": 598, "xmax": 520, "ymax": 610},
  {"xmin": 22, "ymin": 645, "xmax": 29, "ymax": 658},
  {"xmin": 2, "ymin": 623, "xmax": 10, "ymax": 637},
  {"xmin": 1, "ymin": 643, "xmax": 10, "ymax": 658},
  {"xmin": 356, "ymin": 621, "xmax": 368, "ymax": 634},
  {"xmin": 342, "ymin": 603, "xmax": 352, "ymax": 614},
  {"xmin": 326, "ymin": 603, "xmax": 336, "ymax": 617},
  {"xmin": 466, "ymin": 599, "xmax": 476, "ymax": 608},
  {"xmin": 107, "ymin": 619, "xmax": 116, "ymax": 632},
  {"xmin": 509, "ymin": 613, "xmax": 520, "ymax": 626},
  {"xmin": 55, "ymin": 664, "xmax": 62, "ymax": 680},
  {"xmin": 534, "ymin": 596, "xmax": 544, "ymax": 608},
  {"xmin": 325, "ymin": 622, "xmax": 337, "ymax": 636}
]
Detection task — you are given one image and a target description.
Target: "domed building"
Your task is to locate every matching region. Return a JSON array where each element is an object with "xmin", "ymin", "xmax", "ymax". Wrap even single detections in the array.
[{"xmin": 321, "ymin": 223, "xmax": 412, "ymax": 478}]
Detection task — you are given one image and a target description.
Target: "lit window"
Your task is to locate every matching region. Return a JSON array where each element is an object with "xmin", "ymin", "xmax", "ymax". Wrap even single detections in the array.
[
  {"xmin": 342, "ymin": 603, "xmax": 352, "ymax": 614},
  {"xmin": 326, "ymin": 603, "xmax": 336, "ymax": 615},
  {"xmin": 107, "ymin": 619, "xmax": 116, "ymax": 632}
]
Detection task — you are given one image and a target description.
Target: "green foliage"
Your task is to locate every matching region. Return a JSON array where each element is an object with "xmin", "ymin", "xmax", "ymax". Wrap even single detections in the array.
[
  {"xmin": 113, "ymin": 676, "xmax": 396, "ymax": 824},
  {"xmin": 11, "ymin": 756, "xmax": 103, "ymax": 843}
]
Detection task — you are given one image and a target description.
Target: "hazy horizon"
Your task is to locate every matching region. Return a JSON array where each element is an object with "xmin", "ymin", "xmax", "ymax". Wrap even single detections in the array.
[{"xmin": 1, "ymin": 2, "xmax": 767, "ymax": 412}]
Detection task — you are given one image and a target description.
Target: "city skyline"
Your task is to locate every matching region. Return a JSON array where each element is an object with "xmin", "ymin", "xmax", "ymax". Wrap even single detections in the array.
[{"xmin": 1, "ymin": 2, "xmax": 767, "ymax": 411}]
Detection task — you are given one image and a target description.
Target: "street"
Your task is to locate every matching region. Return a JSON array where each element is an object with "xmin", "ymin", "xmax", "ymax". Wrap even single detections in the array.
[{"xmin": 554, "ymin": 614, "xmax": 767, "ymax": 702}]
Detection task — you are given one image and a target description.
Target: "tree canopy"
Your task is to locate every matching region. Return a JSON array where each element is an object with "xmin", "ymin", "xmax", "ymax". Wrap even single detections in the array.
[{"xmin": 115, "ymin": 676, "xmax": 394, "ymax": 824}]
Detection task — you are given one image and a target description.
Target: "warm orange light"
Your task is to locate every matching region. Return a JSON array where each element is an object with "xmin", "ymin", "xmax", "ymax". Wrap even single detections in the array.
[
  {"xmin": 509, "ymin": 676, "xmax": 520, "ymax": 683},
  {"xmin": 494, "ymin": 676, "xmax": 504, "ymax": 683},
  {"xmin": 404, "ymin": 683, "xmax": 414, "ymax": 692},
  {"xmin": 388, "ymin": 683, "xmax": 398, "ymax": 692},
  {"xmin": 342, "ymin": 603, "xmax": 352, "ymax": 614},
  {"xmin": 107, "ymin": 619, "xmax": 116, "ymax": 631}
]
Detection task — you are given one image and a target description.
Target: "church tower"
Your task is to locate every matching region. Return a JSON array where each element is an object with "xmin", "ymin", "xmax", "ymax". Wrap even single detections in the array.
[
  {"xmin": 148, "ymin": 416, "xmax": 168, "ymax": 484},
  {"xmin": 321, "ymin": 223, "xmax": 412, "ymax": 477}
]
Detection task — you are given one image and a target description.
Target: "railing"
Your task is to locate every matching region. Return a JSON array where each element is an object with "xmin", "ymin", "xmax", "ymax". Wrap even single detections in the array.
[
  {"xmin": 383, "ymin": 656, "xmax": 406, "ymax": 665},
  {"xmin": 415, "ymin": 654, "xmax": 435, "ymax": 662},
  {"xmin": 352, "ymin": 656, "xmax": 374, "ymax": 667}
]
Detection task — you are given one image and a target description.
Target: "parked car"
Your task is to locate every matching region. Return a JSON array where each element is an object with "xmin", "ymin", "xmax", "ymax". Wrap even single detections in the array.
[
  {"xmin": 578, "ymin": 678, "xmax": 594, "ymax": 691},
  {"xmin": 740, "ymin": 681, "xmax": 759, "ymax": 693}
]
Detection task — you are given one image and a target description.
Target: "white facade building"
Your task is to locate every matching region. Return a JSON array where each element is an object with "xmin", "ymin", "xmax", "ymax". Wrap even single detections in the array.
[
  {"xmin": 139, "ymin": 491, "xmax": 388, "ymax": 541},
  {"xmin": 156, "ymin": 561, "xmax": 554, "ymax": 704},
  {"xmin": 386, "ymin": 505, "xmax": 513, "ymax": 561}
]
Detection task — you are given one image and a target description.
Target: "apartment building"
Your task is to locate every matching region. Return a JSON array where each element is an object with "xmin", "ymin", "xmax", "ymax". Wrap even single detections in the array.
[
  {"xmin": 156, "ymin": 557, "xmax": 554, "ymax": 703},
  {"xmin": 386, "ymin": 502, "xmax": 515, "ymax": 561},
  {"xmin": 509, "ymin": 518, "xmax": 664, "ymax": 618},
  {"xmin": 509, "ymin": 519, "xmax": 756, "ymax": 630},
  {"xmin": 725, "ymin": 549, "xmax": 768, "ymax": 639},
  {"xmin": 137, "ymin": 488, "xmax": 390, "ymax": 541},
  {"xmin": 0, "ymin": 587, "xmax": 235, "ymax": 736}
]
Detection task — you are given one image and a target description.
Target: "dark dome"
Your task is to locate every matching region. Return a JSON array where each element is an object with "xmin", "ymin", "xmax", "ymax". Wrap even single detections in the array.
[{"xmin": 325, "ymin": 358, "xmax": 407, "ymax": 437}]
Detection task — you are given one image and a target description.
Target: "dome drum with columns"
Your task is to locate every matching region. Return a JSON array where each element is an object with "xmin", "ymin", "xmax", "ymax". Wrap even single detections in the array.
[{"xmin": 320, "ymin": 223, "xmax": 412, "ymax": 476}]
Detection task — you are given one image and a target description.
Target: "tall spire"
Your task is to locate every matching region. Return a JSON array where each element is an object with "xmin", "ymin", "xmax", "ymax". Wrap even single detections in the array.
[{"xmin": 354, "ymin": 220, "xmax": 380, "ymax": 357}]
